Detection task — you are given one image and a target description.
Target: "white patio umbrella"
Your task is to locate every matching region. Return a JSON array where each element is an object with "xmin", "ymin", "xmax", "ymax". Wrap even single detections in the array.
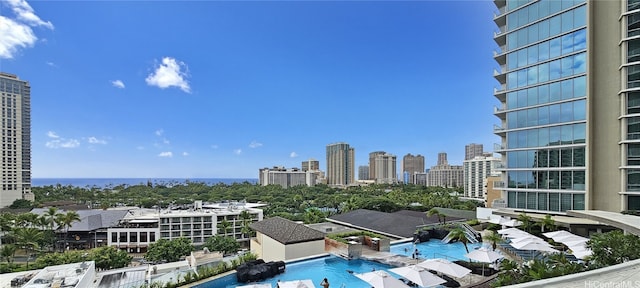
[
  {"xmin": 570, "ymin": 247, "xmax": 593, "ymax": 259},
  {"xmin": 502, "ymin": 219, "xmax": 523, "ymax": 227},
  {"xmin": 465, "ymin": 247, "xmax": 504, "ymax": 263},
  {"xmin": 277, "ymin": 279, "xmax": 316, "ymax": 288},
  {"xmin": 542, "ymin": 230, "xmax": 574, "ymax": 240},
  {"xmin": 560, "ymin": 238, "xmax": 589, "ymax": 248},
  {"xmin": 497, "ymin": 227, "xmax": 526, "ymax": 236},
  {"xmin": 555, "ymin": 234, "xmax": 589, "ymax": 243},
  {"xmin": 238, "ymin": 284, "xmax": 273, "ymax": 288},
  {"xmin": 417, "ymin": 258, "xmax": 471, "ymax": 278},
  {"xmin": 388, "ymin": 265, "xmax": 446, "ymax": 288},
  {"xmin": 465, "ymin": 247, "xmax": 504, "ymax": 276},
  {"xmin": 509, "ymin": 235, "xmax": 546, "ymax": 244},
  {"xmin": 510, "ymin": 240, "xmax": 555, "ymax": 252},
  {"xmin": 354, "ymin": 270, "xmax": 411, "ymax": 288}
]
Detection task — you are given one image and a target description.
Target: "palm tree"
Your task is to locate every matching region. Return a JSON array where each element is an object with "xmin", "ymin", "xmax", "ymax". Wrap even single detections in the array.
[
  {"xmin": 0, "ymin": 244, "xmax": 15, "ymax": 263},
  {"xmin": 57, "ymin": 211, "xmax": 81, "ymax": 251},
  {"xmin": 517, "ymin": 213, "xmax": 534, "ymax": 233},
  {"xmin": 449, "ymin": 227, "xmax": 470, "ymax": 253},
  {"xmin": 12, "ymin": 227, "xmax": 43, "ymax": 269},
  {"xmin": 427, "ymin": 208, "xmax": 442, "ymax": 224},
  {"xmin": 217, "ymin": 219, "xmax": 232, "ymax": 236},
  {"xmin": 539, "ymin": 214, "xmax": 555, "ymax": 233},
  {"xmin": 484, "ymin": 231, "xmax": 503, "ymax": 251},
  {"xmin": 41, "ymin": 207, "xmax": 61, "ymax": 251}
]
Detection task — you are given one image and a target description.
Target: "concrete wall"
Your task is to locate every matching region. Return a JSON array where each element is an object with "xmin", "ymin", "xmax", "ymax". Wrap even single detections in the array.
[{"xmin": 285, "ymin": 240, "xmax": 325, "ymax": 260}]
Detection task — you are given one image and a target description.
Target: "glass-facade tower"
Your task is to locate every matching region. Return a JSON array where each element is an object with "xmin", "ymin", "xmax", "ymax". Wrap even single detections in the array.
[{"xmin": 493, "ymin": 0, "xmax": 639, "ymax": 213}]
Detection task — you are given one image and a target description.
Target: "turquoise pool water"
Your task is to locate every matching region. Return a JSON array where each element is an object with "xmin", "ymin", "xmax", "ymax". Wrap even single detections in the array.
[
  {"xmin": 195, "ymin": 239, "xmax": 482, "ymax": 288},
  {"xmin": 390, "ymin": 240, "xmax": 483, "ymax": 262}
]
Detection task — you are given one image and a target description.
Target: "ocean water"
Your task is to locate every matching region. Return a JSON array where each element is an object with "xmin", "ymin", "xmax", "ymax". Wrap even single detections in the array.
[{"xmin": 31, "ymin": 178, "xmax": 258, "ymax": 188}]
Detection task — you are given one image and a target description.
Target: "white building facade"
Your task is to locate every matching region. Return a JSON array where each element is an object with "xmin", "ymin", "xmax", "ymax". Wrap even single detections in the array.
[{"xmin": 463, "ymin": 156, "xmax": 501, "ymax": 199}]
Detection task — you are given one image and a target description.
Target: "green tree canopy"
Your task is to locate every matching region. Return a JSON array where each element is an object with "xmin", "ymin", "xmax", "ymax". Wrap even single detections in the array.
[
  {"xmin": 587, "ymin": 230, "xmax": 640, "ymax": 269},
  {"xmin": 145, "ymin": 238, "xmax": 194, "ymax": 263},
  {"xmin": 204, "ymin": 236, "xmax": 240, "ymax": 256},
  {"xmin": 90, "ymin": 246, "xmax": 132, "ymax": 270}
]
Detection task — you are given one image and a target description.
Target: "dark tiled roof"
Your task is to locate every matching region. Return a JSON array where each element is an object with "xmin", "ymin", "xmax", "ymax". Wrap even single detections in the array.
[
  {"xmin": 31, "ymin": 208, "xmax": 128, "ymax": 232},
  {"xmin": 250, "ymin": 216, "xmax": 325, "ymax": 245},
  {"xmin": 392, "ymin": 210, "xmax": 463, "ymax": 224},
  {"xmin": 328, "ymin": 209, "xmax": 431, "ymax": 238}
]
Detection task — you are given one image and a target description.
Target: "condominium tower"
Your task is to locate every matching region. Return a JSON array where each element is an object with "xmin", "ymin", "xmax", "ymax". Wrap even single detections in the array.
[
  {"xmin": 492, "ymin": 0, "xmax": 638, "ymax": 212},
  {"xmin": 463, "ymin": 156, "xmax": 500, "ymax": 199},
  {"xmin": 465, "ymin": 143, "xmax": 484, "ymax": 160},
  {"xmin": 326, "ymin": 143, "xmax": 355, "ymax": 186},
  {"xmin": 0, "ymin": 73, "xmax": 31, "ymax": 207},
  {"xmin": 370, "ymin": 152, "xmax": 397, "ymax": 184},
  {"xmin": 403, "ymin": 153, "xmax": 425, "ymax": 184}
]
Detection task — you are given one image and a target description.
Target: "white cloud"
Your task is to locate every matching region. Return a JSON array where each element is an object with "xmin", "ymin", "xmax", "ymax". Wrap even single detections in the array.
[
  {"xmin": 45, "ymin": 61, "xmax": 56, "ymax": 67},
  {"xmin": 249, "ymin": 141, "xmax": 262, "ymax": 148},
  {"xmin": 155, "ymin": 129, "xmax": 163, "ymax": 136},
  {"xmin": 234, "ymin": 149, "xmax": 242, "ymax": 155},
  {"xmin": 87, "ymin": 137, "xmax": 107, "ymax": 144},
  {"xmin": 163, "ymin": 138, "xmax": 170, "ymax": 145},
  {"xmin": 6, "ymin": 0, "xmax": 54, "ymax": 29},
  {"xmin": 145, "ymin": 57, "xmax": 191, "ymax": 93},
  {"xmin": 158, "ymin": 151, "xmax": 173, "ymax": 157},
  {"xmin": 46, "ymin": 131, "xmax": 59, "ymax": 138},
  {"xmin": 182, "ymin": 152, "xmax": 189, "ymax": 156},
  {"xmin": 46, "ymin": 139, "xmax": 79, "ymax": 149},
  {"xmin": 290, "ymin": 152, "xmax": 298, "ymax": 158},
  {"xmin": 111, "ymin": 80, "xmax": 125, "ymax": 89},
  {"xmin": 211, "ymin": 145, "xmax": 218, "ymax": 149},
  {"xmin": 0, "ymin": 0, "xmax": 53, "ymax": 59},
  {"xmin": 45, "ymin": 131, "xmax": 80, "ymax": 148}
]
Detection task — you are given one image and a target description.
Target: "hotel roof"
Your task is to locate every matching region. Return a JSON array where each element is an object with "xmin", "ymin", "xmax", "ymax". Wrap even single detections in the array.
[{"xmin": 250, "ymin": 216, "xmax": 325, "ymax": 244}]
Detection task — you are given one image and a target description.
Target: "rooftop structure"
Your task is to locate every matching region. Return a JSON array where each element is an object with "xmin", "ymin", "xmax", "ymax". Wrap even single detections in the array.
[{"xmin": 23, "ymin": 261, "xmax": 95, "ymax": 288}]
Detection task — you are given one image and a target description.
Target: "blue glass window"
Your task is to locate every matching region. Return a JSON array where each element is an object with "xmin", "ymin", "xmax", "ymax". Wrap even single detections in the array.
[
  {"xmin": 549, "ymin": 82, "xmax": 561, "ymax": 102},
  {"xmin": 574, "ymin": 100, "xmax": 586, "ymax": 121},
  {"xmin": 574, "ymin": 76, "xmax": 586, "ymax": 97},
  {"xmin": 561, "ymin": 10, "xmax": 574, "ymax": 33}
]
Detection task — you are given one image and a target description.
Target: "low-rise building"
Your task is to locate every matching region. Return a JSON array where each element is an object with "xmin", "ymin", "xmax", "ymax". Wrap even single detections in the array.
[
  {"xmin": 249, "ymin": 217, "xmax": 325, "ymax": 262},
  {"xmin": 107, "ymin": 201, "xmax": 263, "ymax": 252},
  {"xmin": 259, "ymin": 166, "xmax": 319, "ymax": 188}
]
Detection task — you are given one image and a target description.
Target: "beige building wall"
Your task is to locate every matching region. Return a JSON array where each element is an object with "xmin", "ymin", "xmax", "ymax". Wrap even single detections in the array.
[
  {"xmin": 251, "ymin": 232, "xmax": 286, "ymax": 262},
  {"xmin": 485, "ymin": 176, "xmax": 503, "ymax": 208},
  {"xmin": 284, "ymin": 240, "xmax": 325, "ymax": 260},
  {"xmin": 250, "ymin": 232, "xmax": 324, "ymax": 262},
  {"xmin": 588, "ymin": 1, "xmax": 623, "ymax": 211}
]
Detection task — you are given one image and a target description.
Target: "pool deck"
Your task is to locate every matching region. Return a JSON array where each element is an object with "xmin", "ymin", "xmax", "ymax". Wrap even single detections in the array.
[{"xmin": 358, "ymin": 248, "xmax": 491, "ymax": 287}]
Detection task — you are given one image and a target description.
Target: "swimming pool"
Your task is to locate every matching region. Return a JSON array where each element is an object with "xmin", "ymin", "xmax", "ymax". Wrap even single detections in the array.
[
  {"xmin": 391, "ymin": 240, "xmax": 483, "ymax": 262},
  {"xmin": 194, "ymin": 256, "xmax": 393, "ymax": 288},
  {"xmin": 195, "ymin": 239, "xmax": 482, "ymax": 288}
]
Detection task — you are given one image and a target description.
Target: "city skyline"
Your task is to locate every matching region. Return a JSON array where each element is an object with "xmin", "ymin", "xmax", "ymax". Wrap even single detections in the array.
[{"xmin": 0, "ymin": 0, "xmax": 499, "ymax": 178}]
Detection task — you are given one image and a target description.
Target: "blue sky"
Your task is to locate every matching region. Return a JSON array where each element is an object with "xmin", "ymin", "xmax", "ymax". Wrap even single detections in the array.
[{"xmin": 0, "ymin": 0, "xmax": 500, "ymax": 179}]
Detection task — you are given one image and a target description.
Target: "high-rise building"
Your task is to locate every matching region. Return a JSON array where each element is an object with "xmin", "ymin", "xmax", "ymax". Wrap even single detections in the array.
[
  {"xmin": 370, "ymin": 152, "xmax": 397, "ymax": 184},
  {"xmin": 368, "ymin": 151, "xmax": 386, "ymax": 180},
  {"xmin": 358, "ymin": 165, "xmax": 369, "ymax": 181},
  {"xmin": 426, "ymin": 152, "xmax": 463, "ymax": 188},
  {"xmin": 0, "ymin": 73, "xmax": 31, "ymax": 207},
  {"xmin": 301, "ymin": 159, "xmax": 319, "ymax": 172},
  {"xmin": 491, "ymin": 0, "xmax": 636, "ymax": 212},
  {"xmin": 259, "ymin": 167, "xmax": 317, "ymax": 188},
  {"xmin": 403, "ymin": 154, "xmax": 425, "ymax": 184},
  {"xmin": 465, "ymin": 143, "xmax": 484, "ymax": 160},
  {"xmin": 463, "ymin": 156, "xmax": 500, "ymax": 199},
  {"xmin": 437, "ymin": 152, "xmax": 448, "ymax": 166},
  {"xmin": 326, "ymin": 143, "xmax": 355, "ymax": 186}
]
